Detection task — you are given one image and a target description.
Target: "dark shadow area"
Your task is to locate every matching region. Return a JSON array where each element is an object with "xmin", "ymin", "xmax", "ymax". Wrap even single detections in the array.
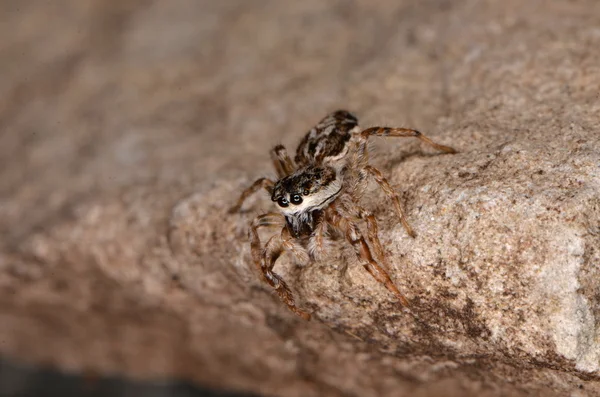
[{"xmin": 0, "ymin": 356, "xmax": 261, "ymax": 397}]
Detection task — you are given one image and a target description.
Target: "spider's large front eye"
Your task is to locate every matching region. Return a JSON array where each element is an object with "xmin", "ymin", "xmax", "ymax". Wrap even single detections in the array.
[
  {"xmin": 291, "ymin": 194, "xmax": 303, "ymax": 205},
  {"xmin": 277, "ymin": 197, "xmax": 289, "ymax": 207}
]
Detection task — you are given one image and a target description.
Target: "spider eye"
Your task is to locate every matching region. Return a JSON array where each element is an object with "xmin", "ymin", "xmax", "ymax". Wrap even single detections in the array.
[
  {"xmin": 277, "ymin": 197, "xmax": 289, "ymax": 207},
  {"xmin": 291, "ymin": 194, "xmax": 303, "ymax": 205},
  {"xmin": 303, "ymin": 189, "xmax": 310, "ymax": 196}
]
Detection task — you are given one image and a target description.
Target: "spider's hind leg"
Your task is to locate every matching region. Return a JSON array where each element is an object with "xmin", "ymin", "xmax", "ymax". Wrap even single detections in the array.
[{"xmin": 359, "ymin": 126, "xmax": 456, "ymax": 154}]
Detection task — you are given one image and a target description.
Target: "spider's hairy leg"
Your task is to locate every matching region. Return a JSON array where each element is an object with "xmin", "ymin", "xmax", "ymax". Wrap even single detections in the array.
[
  {"xmin": 327, "ymin": 207, "xmax": 409, "ymax": 307},
  {"xmin": 270, "ymin": 144, "xmax": 296, "ymax": 178},
  {"xmin": 365, "ymin": 165, "xmax": 416, "ymax": 238},
  {"xmin": 249, "ymin": 212, "xmax": 284, "ymax": 231},
  {"xmin": 335, "ymin": 198, "xmax": 388, "ymax": 265},
  {"xmin": 246, "ymin": 213, "xmax": 308, "ymax": 264},
  {"xmin": 359, "ymin": 127, "xmax": 457, "ymax": 154},
  {"xmin": 355, "ymin": 206, "xmax": 388, "ymax": 267},
  {"xmin": 307, "ymin": 219, "xmax": 329, "ymax": 261},
  {"xmin": 248, "ymin": 215, "xmax": 311, "ymax": 320},
  {"xmin": 248, "ymin": 212, "xmax": 283, "ymax": 277},
  {"xmin": 280, "ymin": 225, "xmax": 309, "ymax": 264},
  {"xmin": 228, "ymin": 177, "xmax": 275, "ymax": 213}
]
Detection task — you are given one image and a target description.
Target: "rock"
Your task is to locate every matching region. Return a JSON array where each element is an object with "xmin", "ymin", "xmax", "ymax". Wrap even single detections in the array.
[{"xmin": 1, "ymin": 0, "xmax": 599, "ymax": 396}]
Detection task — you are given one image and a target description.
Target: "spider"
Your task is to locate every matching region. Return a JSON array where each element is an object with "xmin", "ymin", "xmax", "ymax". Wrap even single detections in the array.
[{"xmin": 229, "ymin": 110, "xmax": 456, "ymax": 320}]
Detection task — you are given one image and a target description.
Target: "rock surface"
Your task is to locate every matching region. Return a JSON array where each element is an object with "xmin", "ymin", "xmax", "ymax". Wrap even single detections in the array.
[{"xmin": 1, "ymin": 0, "xmax": 600, "ymax": 396}]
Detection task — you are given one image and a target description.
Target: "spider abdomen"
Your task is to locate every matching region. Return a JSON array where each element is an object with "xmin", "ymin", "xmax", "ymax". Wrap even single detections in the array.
[{"xmin": 294, "ymin": 110, "xmax": 358, "ymax": 166}]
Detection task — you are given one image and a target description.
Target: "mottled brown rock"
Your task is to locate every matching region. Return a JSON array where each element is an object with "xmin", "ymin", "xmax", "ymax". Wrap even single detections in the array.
[{"xmin": 1, "ymin": 0, "xmax": 600, "ymax": 396}]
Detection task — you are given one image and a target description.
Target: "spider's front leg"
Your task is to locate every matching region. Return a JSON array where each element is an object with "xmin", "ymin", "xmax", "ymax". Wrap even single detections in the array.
[
  {"xmin": 327, "ymin": 207, "xmax": 409, "ymax": 307},
  {"xmin": 230, "ymin": 144, "xmax": 296, "ymax": 213},
  {"xmin": 270, "ymin": 144, "xmax": 296, "ymax": 178},
  {"xmin": 228, "ymin": 177, "xmax": 275, "ymax": 213},
  {"xmin": 248, "ymin": 214, "xmax": 311, "ymax": 320}
]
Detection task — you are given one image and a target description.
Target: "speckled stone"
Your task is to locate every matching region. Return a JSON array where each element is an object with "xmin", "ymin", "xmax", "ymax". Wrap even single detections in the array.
[{"xmin": 1, "ymin": 1, "xmax": 599, "ymax": 396}]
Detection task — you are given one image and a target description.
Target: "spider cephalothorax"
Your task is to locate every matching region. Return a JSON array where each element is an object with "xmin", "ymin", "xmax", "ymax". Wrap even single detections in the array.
[
  {"xmin": 230, "ymin": 110, "xmax": 456, "ymax": 320},
  {"xmin": 271, "ymin": 165, "xmax": 341, "ymax": 237}
]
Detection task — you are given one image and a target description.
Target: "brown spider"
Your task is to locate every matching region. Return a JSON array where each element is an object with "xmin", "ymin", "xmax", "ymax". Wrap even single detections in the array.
[{"xmin": 230, "ymin": 110, "xmax": 456, "ymax": 320}]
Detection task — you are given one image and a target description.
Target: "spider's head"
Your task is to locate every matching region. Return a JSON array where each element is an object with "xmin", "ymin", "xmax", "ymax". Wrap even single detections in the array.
[{"xmin": 271, "ymin": 165, "xmax": 342, "ymax": 216}]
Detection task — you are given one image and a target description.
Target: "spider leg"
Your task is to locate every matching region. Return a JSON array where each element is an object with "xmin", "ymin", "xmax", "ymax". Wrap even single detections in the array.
[
  {"xmin": 350, "ymin": 126, "xmax": 455, "ymax": 236},
  {"xmin": 355, "ymin": 206, "xmax": 388, "ymax": 267},
  {"xmin": 365, "ymin": 164, "xmax": 416, "ymax": 238},
  {"xmin": 307, "ymin": 219, "xmax": 329, "ymax": 261},
  {"xmin": 359, "ymin": 127, "xmax": 457, "ymax": 154},
  {"xmin": 248, "ymin": 213, "xmax": 309, "ymax": 263},
  {"xmin": 333, "ymin": 198, "xmax": 388, "ymax": 266},
  {"xmin": 248, "ymin": 212, "xmax": 284, "ymax": 230},
  {"xmin": 249, "ymin": 216, "xmax": 311, "ymax": 320},
  {"xmin": 228, "ymin": 177, "xmax": 275, "ymax": 213},
  {"xmin": 327, "ymin": 207, "xmax": 409, "ymax": 307},
  {"xmin": 248, "ymin": 213, "xmax": 283, "ymax": 274},
  {"xmin": 270, "ymin": 144, "xmax": 296, "ymax": 178},
  {"xmin": 280, "ymin": 226, "xmax": 309, "ymax": 264}
]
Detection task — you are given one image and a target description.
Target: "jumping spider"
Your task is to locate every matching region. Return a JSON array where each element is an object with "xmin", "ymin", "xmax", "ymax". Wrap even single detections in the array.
[{"xmin": 230, "ymin": 110, "xmax": 456, "ymax": 320}]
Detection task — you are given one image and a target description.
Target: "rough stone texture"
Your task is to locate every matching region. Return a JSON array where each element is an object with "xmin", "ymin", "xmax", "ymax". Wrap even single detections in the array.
[{"xmin": 1, "ymin": 1, "xmax": 600, "ymax": 396}]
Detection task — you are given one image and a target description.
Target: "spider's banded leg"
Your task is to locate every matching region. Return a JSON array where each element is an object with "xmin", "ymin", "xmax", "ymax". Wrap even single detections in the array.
[
  {"xmin": 263, "ymin": 230, "xmax": 311, "ymax": 320},
  {"xmin": 307, "ymin": 219, "xmax": 328, "ymax": 261},
  {"xmin": 356, "ymin": 206, "xmax": 388, "ymax": 267},
  {"xmin": 365, "ymin": 165, "xmax": 416, "ymax": 238},
  {"xmin": 359, "ymin": 127, "xmax": 457, "ymax": 154},
  {"xmin": 248, "ymin": 216, "xmax": 311, "ymax": 320},
  {"xmin": 248, "ymin": 212, "xmax": 285, "ymax": 269},
  {"xmin": 270, "ymin": 144, "xmax": 296, "ymax": 178},
  {"xmin": 327, "ymin": 208, "xmax": 409, "ymax": 307},
  {"xmin": 280, "ymin": 226, "xmax": 309, "ymax": 264},
  {"xmin": 228, "ymin": 177, "xmax": 275, "ymax": 213},
  {"xmin": 249, "ymin": 212, "xmax": 284, "ymax": 231},
  {"xmin": 247, "ymin": 213, "xmax": 308, "ymax": 264}
]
